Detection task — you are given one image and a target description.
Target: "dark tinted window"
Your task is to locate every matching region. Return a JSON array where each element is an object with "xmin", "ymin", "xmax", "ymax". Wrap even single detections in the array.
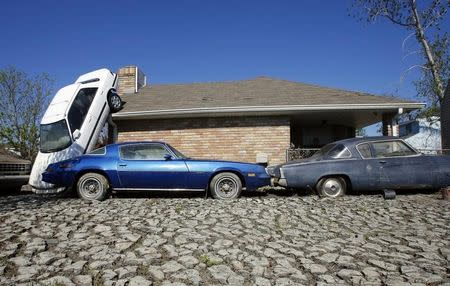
[
  {"xmin": 357, "ymin": 143, "xmax": 372, "ymax": 159},
  {"xmin": 120, "ymin": 144, "xmax": 169, "ymax": 160},
  {"xmin": 328, "ymin": 144, "xmax": 352, "ymax": 159},
  {"xmin": 67, "ymin": 88, "xmax": 97, "ymax": 133},
  {"xmin": 372, "ymin": 141, "xmax": 417, "ymax": 158}
]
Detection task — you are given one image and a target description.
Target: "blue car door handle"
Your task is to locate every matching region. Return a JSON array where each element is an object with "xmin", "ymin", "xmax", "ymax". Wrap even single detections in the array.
[
  {"xmin": 379, "ymin": 160, "xmax": 387, "ymax": 164},
  {"xmin": 118, "ymin": 163, "xmax": 127, "ymax": 167}
]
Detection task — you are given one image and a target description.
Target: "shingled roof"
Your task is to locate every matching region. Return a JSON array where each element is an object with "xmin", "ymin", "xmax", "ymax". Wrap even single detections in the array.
[{"xmin": 114, "ymin": 76, "xmax": 423, "ymax": 119}]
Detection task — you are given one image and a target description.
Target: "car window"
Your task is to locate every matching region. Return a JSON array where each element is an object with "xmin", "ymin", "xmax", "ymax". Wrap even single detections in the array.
[
  {"xmin": 372, "ymin": 141, "xmax": 417, "ymax": 158},
  {"xmin": 40, "ymin": 119, "xmax": 72, "ymax": 153},
  {"xmin": 120, "ymin": 144, "xmax": 169, "ymax": 160},
  {"xmin": 328, "ymin": 144, "xmax": 352, "ymax": 159},
  {"xmin": 89, "ymin": 147, "xmax": 106, "ymax": 155},
  {"xmin": 67, "ymin": 88, "xmax": 97, "ymax": 133},
  {"xmin": 357, "ymin": 143, "xmax": 372, "ymax": 159}
]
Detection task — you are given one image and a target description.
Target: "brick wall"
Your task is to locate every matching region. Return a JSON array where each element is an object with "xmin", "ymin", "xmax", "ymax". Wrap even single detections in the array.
[
  {"xmin": 116, "ymin": 116, "xmax": 291, "ymax": 165},
  {"xmin": 442, "ymin": 80, "xmax": 450, "ymax": 150}
]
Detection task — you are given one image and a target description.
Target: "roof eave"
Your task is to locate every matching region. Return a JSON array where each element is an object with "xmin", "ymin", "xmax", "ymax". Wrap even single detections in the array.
[{"xmin": 112, "ymin": 103, "xmax": 426, "ymax": 120}]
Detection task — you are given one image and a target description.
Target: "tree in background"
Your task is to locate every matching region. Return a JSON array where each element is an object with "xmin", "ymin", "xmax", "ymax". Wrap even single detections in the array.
[
  {"xmin": 0, "ymin": 66, "xmax": 53, "ymax": 162},
  {"xmin": 351, "ymin": 0, "xmax": 449, "ymax": 128}
]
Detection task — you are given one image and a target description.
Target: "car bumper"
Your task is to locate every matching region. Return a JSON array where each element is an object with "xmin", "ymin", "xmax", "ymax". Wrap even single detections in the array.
[
  {"xmin": 271, "ymin": 177, "xmax": 287, "ymax": 187},
  {"xmin": 0, "ymin": 175, "xmax": 30, "ymax": 189}
]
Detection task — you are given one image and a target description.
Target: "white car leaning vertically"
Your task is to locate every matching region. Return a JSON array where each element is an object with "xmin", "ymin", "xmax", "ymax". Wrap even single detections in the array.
[{"xmin": 29, "ymin": 69, "xmax": 122, "ymax": 193}]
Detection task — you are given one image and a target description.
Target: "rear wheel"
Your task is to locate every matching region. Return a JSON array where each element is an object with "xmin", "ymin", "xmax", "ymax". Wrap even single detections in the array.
[
  {"xmin": 316, "ymin": 177, "xmax": 346, "ymax": 198},
  {"xmin": 210, "ymin": 172, "xmax": 242, "ymax": 199},
  {"xmin": 77, "ymin": 173, "xmax": 109, "ymax": 201},
  {"xmin": 107, "ymin": 90, "xmax": 122, "ymax": 113}
]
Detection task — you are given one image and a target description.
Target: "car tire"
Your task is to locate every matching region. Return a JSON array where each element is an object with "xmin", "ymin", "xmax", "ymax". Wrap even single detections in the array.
[
  {"xmin": 316, "ymin": 177, "xmax": 346, "ymax": 198},
  {"xmin": 210, "ymin": 172, "xmax": 242, "ymax": 199},
  {"xmin": 107, "ymin": 90, "xmax": 122, "ymax": 113},
  {"xmin": 76, "ymin": 173, "xmax": 109, "ymax": 201}
]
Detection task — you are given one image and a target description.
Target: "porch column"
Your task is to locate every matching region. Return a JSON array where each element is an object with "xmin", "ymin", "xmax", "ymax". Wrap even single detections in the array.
[{"xmin": 382, "ymin": 113, "xmax": 399, "ymax": 136}]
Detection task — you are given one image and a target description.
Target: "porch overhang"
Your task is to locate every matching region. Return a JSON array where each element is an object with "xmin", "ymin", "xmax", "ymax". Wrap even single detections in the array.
[{"xmin": 113, "ymin": 102, "xmax": 424, "ymax": 127}]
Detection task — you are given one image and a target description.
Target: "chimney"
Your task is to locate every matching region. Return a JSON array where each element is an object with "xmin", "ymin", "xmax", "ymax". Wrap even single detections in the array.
[{"xmin": 116, "ymin": 65, "xmax": 146, "ymax": 95}]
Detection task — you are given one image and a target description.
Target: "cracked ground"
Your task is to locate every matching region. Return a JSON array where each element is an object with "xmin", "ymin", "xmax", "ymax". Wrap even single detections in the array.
[{"xmin": 0, "ymin": 191, "xmax": 449, "ymax": 286}]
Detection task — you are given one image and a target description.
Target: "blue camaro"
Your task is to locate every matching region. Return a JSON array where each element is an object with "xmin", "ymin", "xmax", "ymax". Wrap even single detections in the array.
[{"xmin": 42, "ymin": 141, "xmax": 271, "ymax": 201}]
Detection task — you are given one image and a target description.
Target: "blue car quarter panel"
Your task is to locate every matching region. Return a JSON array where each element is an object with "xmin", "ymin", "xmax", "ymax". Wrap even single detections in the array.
[{"xmin": 184, "ymin": 160, "xmax": 270, "ymax": 190}]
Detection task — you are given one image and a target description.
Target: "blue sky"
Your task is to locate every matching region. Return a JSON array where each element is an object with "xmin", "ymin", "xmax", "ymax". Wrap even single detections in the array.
[{"xmin": 1, "ymin": 1, "xmax": 448, "ymax": 133}]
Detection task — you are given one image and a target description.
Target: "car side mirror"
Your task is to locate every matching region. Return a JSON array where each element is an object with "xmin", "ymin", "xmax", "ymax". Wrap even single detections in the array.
[
  {"xmin": 73, "ymin": 129, "xmax": 81, "ymax": 140},
  {"xmin": 164, "ymin": 154, "xmax": 173, "ymax": 160}
]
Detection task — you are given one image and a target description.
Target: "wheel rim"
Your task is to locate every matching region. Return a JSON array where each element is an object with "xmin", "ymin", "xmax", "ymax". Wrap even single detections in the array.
[
  {"xmin": 322, "ymin": 178, "xmax": 343, "ymax": 197},
  {"xmin": 80, "ymin": 177, "xmax": 103, "ymax": 199},
  {"xmin": 110, "ymin": 95, "xmax": 121, "ymax": 109},
  {"xmin": 214, "ymin": 176, "xmax": 239, "ymax": 198}
]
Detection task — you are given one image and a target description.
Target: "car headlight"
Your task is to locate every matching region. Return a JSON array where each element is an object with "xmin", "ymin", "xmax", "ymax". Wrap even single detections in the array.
[{"xmin": 45, "ymin": 166, "xmax": 54, "ymax": 172}]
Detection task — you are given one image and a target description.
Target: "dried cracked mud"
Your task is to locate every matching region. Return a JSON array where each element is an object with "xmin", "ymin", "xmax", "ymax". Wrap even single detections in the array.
[{"xmin": 0, "ymin": 192, "xmax": 449, "ymax": 286}]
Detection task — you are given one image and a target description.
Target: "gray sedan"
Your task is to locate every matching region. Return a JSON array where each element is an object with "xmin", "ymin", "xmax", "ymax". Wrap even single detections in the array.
[{"xmin": 267, "ymin": 137, "xmax": 450, "ymax": 198}]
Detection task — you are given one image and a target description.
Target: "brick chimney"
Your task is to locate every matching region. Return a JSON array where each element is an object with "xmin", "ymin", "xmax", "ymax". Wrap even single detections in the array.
[{"xmin": 116, "ymin": 65, "xmax": 146, "ymax": 95}]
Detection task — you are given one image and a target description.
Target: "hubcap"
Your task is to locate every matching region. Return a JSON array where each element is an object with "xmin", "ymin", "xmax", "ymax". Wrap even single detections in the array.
[
  {"xmin": 322, "ymin": 178, "xmax": 343, "ymax": 197},
  {"xmin": 111, "ymin": 95, "xmax": 121, "ymax": 109},
  {"xmin": 215, "ymin": 177, "xmax": 238, "ymax": 198},
  {"xmin": 80, "ymin": 177, "xmax": 102, "ymax": 199}
]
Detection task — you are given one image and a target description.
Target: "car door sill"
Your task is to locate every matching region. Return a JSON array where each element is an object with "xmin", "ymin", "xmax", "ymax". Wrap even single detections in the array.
[{"xmin": 114, "ymin": 188, "xmax": 205, "ymax": 192}]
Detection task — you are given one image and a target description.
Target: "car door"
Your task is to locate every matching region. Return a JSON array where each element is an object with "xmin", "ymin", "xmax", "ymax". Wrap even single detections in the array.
[
  {"xmin": 354, "ymin": 143, "xmax": 381, "ymax": 190},
  {"xmin": 370, "ymin": 140, "xmax": 433, "ymax": 189},
  {"xmin": 116, "ymin": 143, "xmax": 189, "ymax": 190}
]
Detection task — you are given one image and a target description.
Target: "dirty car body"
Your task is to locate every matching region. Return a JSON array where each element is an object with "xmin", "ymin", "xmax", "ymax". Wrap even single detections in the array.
[
  {"xmin": 267, "ymin": 137, "xmax": 450, "ymax": 194},
  {"xmin": 42, "ymin": 141, "xmax": 270, "ymax": 196}
]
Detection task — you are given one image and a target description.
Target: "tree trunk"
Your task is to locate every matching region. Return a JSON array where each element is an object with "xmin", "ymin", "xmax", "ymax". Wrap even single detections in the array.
[{"xmin": 410, "ymin": 0, "xmax": 445, "ymax": 102}]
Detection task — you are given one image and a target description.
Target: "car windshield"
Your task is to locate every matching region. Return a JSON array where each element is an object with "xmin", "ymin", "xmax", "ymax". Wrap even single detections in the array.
[
  {"xmin": 167, "ymin": 144, "xmax": 188, "ymax": 159},
  {"xmin": 40, "ymin": 119, "xmax": 72, "ymax": 153}
]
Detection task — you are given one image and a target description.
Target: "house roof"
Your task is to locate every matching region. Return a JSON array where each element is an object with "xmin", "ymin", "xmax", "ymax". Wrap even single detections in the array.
[{"xmin": 114, "ymin": 76, "xmax": 424, "ymax": 120}]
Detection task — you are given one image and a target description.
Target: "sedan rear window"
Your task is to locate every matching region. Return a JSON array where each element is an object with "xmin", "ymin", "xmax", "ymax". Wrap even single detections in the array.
[
  {"xmin": 328, "ymin": 144, "xmax": 352, "ymax": 159},
  {"xmin": 372, "ymin": 141, "xmax": 417, "ymax": 158}
]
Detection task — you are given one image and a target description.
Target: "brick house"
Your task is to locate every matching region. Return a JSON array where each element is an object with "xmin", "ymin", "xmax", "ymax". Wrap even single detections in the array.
[{"xmin": 112, "ymin": 66, "xmax": 423, "ymax": 165}]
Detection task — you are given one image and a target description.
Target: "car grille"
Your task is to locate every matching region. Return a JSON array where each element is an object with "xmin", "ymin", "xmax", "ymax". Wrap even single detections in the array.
[{"xmin": 0, "ymin": 163, "xmax": 31, "ymax": 175}]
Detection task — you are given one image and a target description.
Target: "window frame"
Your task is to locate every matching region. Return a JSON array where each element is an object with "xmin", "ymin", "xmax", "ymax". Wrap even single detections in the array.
[
  {"xmin": 356, "ymin": 143, "xmax": 373, "ymax": 159},
  {"xmin": 118, "ymin": 143, "xmax": 175, "ymax": 161},
  {"xmin": 356, "ymin": 140, "xmax": 420, "ymax": 160},
  {"xmin": 327, "ymin": 144, "xmax": 353, "ymax": 159}
]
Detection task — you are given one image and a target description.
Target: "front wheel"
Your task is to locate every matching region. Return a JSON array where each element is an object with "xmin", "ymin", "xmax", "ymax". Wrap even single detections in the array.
[
  {"xmin": 210, "ymin": 172, "xmax": 242, "ymax": 199},
  {"xmin": 107, "ymin": 90, "xmax": 122, "ymax": 113},
  {"xmin": 316, "ymin": 177, "xmax": 346, "ymax": 198},
  {"xmin": 77, "ymin": 173, "xmax": 109, "ymax": 201}
]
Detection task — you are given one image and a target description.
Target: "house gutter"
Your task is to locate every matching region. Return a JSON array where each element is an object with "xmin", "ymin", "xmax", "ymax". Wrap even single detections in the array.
[{"xmin": 112, "ymin": 103, "xmax": 425, "ymax": 120}]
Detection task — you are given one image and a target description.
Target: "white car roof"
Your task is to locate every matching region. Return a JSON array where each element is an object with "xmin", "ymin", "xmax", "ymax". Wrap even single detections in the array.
[{"xmin": 41, "ymin": 68, "xmax": 114, "ymax": 125}]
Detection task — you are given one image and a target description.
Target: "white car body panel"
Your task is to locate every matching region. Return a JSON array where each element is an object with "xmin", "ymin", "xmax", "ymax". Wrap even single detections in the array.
[{"xmin": 29, "ymin": 68, "xmax": 118, "ymax": 192}]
